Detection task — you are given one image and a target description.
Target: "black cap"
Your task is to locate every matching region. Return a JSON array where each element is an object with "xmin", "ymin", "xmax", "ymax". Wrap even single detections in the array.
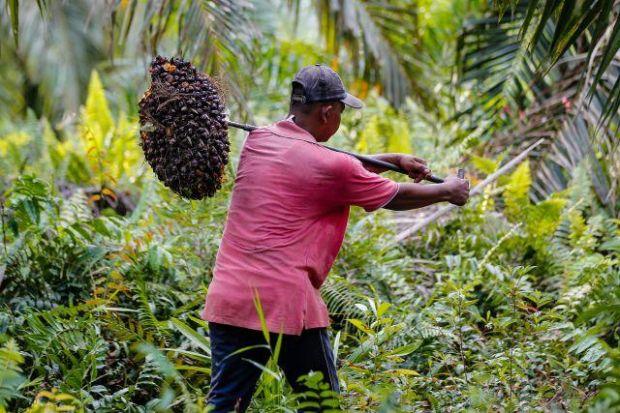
[{"xmin": 291, "ymin": 64, "xmax": 364, "ymax": 109}]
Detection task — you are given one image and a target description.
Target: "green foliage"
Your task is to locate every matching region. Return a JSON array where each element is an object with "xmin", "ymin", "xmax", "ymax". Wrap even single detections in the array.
[
  {"xmin": 25, "ymin": 388, "xmax": 84, "ymax": 413},
  {"xmin": 1, "ymin": 176, "xmax": 118, "ymax": 313},
  {"xmin": 455, "ymin": 1, "xmax": 619, "ymax": 209},
  {"xmin": 471, "ymin": 154, "xmax": 500, "ymax": 175},
  {"xmin": 0, "ymin": 339, "xmax": 25, "ymax": 410},
  {"xmin": 81, "ymin": 71, "xmax": 113, "ymax": 143},
  {"xmin": 78, "ymin": 71, "xmax": 141, "ymax": 187},
  {"xmin": 1, "ymin": 97, "xmax": 618, "ymax": 412},
  {"xmin": 293, "ymin": 371, "xmax": 340, "ymax": 412},
  {"xmin": 502, "ymin": 160, "xmax": 567, "ymax": 254},
  {"xmin": 504, "ymin": 160, "xmax": 532, "ymax": 220},
  {"xmin": 23, "ymin": 311, "xmax": 108, "ymax": 391},
  {"xmin": 0, "ymin": 1, "xmax": 618, "ymax": 411},
  {"xmin": 356, "ymin": 98, "xmax": 413, "ymax": 155}
]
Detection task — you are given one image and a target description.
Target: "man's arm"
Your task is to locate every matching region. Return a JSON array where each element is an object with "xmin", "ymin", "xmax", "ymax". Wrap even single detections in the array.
[
  {"xmin": 363, "ymin": 153, "xmax": 431, "ymax": 182},
  {"xmin": 384, "ymin": 176, "xmax": 469, "ymax": 211}
]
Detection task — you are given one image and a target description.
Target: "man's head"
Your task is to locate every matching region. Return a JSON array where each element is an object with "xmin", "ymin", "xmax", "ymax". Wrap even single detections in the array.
[{"xmin": 289, "ymin": 64, "xmax": 363, "ymax": 142}]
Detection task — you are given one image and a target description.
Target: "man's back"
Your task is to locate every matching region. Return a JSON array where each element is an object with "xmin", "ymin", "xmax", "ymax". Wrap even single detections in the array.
[
  {"xmin": 203, "ymin": 65, "xmax": 469, "ymax": 413},
  {"xmin": 201, "ymin": 118, "xmax": 398, "ymax": 335}
]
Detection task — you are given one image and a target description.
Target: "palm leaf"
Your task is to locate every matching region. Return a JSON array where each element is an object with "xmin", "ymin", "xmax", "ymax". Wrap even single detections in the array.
[
  {"xmin": 455, "ymin": 0, "xmax": 619, "ymax": 210},
  {"xmin": 0, "ymin": 0, "xmax": 108, "ymax": 120},
  {"xmin": 0, "ymin": 0, "xmax": 259, "ymax": 122},
  {"xmin": 590, "ymin": 14, "xmax": 620, "ymax": 98},
  {"xmin": 8, "ymin": 0, "xmax": 18, "ymax": 47},
  {"xmin": 0, "ymin": 0, "xmax": 46, "ymax": 49},
  {"xmin": 110, "ymin": 0, "xmax": 258, "ymax": 109},
  {"xmin": 289, "ymin": 0, "xmax": 435, "ymax": 109},
  {"xmin": 495, "ymin": 0, "xmax": 619, "ymax": 119}
]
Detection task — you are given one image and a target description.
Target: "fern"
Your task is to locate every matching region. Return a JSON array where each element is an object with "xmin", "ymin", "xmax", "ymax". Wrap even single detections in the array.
[
  {"xmin": 471, "ymin": 154, "xmax": 500, "ymax": 175},
  {"xmin": 25, "ymin": 388, "xmax": 83, "ymax": 412},
  {"xmin": 0, "ymin": 339, "xmax": 25, "ymax": 409},
  {"xmin": 525, "ymin": 197, "xmax": 567, "ymax": 239},
  {"xmin": 133, "ymin": 282, "xmax": 168, "ymax": 342},
  {"xmin": 134, "ymin": 357, "xmax": 164, "ymax": 398},
  {"xmin": 504, "ymin": 160, "xmax": 532, "ymax": 222},
  {"xmin": 59, "ymin": 189, "xmax": 92, "ymax": 226},
  {"xmin": 80, "ymin": 70, "xmax": 113, "ymax": 149},
  {"xmin": 321, "ymin": 275, "xmax": 369, "ymax": 331},
  {"xmin": 293, "ymin": 371, "xmax": 340, "ymax": 413},
  {"xmin": 356, "ymin": 97, "xmax": 412, "ymax": 156},
  {"xmin": 22, "ymin": 311, "xmax": 108, "ymax": 390}
]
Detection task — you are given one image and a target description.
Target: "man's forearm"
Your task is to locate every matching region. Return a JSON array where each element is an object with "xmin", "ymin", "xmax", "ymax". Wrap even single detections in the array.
[
  {"xmin": 364, "ymin": 153, "xmax": 403, "ymax": 173},
  {"xmin": 383, "ymin": 182, "xmax": 450, "ymax": 210}
]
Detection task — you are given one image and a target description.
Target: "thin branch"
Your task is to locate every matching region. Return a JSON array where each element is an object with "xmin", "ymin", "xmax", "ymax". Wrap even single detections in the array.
[
  {"xmin": 0, "ymin": 199, "xmax": 7, "ymax": 290},
  {"xmin": 393, "ymin": 138, "xmax": 546, "ymax": 243},
  {"xmin": 0, "ymin": 199, "xmax": 7, "ymax": 258}
]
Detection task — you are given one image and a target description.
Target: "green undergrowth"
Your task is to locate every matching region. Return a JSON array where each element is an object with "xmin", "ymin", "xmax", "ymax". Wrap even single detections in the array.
[{"xmin": 0, "ymin": 73, "xmax": 618, "ymax": 412}]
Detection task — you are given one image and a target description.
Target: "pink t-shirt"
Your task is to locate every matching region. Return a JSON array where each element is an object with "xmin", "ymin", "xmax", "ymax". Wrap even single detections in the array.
[{"xmin": 201, "ymin": 118, "xmax": 399, "ymax": 335}]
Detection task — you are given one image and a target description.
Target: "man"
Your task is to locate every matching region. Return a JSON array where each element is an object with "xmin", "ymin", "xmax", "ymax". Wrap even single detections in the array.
[{"xmin": 201, "ymin": 64, "xmax": 469, "ymax": 412}]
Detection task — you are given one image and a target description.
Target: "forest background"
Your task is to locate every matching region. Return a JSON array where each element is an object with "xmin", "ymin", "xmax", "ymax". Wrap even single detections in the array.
[{"xmin": 0, "ymin": 0, "xmax": 618, "ymax": 411}]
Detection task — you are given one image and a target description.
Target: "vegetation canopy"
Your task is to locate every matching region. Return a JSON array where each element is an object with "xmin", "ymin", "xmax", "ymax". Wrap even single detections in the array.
[{"xmin": 0, "ymin": 0, "xmax": 618, "ymax": 411}]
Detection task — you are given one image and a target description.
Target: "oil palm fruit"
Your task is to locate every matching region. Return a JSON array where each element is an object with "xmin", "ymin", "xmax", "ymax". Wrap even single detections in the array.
[{"xmin": 138, "ymin": 55, "xmax": 229, "ymax": 199}]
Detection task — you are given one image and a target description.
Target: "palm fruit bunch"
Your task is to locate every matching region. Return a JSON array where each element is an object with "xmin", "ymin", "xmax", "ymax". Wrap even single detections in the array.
[{"xmin": 138, "ymin": 55, "xmax": 229, "ymax": 199}]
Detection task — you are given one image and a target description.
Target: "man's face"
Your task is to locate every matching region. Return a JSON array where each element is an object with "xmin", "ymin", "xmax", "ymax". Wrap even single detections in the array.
[{"xmin": 316, "ymin": 101, "xmax": 345, "ymax": 142}]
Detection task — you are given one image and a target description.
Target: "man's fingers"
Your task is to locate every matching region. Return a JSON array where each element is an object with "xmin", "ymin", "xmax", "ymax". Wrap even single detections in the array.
[
  {"xmin": 413, "ymin": 165, "xmax": 430, "ymax": 174},
  {"xmin": 404, "ymin": 157, "xmax": 432, "ymax": 181},
  {"xmin": 409, "ymin": 171, "xmax": 430, "ymax": 183}
]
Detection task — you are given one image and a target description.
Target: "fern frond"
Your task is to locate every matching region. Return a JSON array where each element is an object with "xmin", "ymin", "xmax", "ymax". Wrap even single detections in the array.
[
  {"xmin": 321, "ymin": 275, "xmax": 369, "ymax": 331},
  {"xmin": 80, "ymin": 70, "xmax": 113, "ymax": 149},
  {"xmin": 133, "ymin": 282, "xmax": 167, "ymax": 342},
  {"xmin": 59, "ymin": 189, "xmax": 92, "ymax": 226},
  {"xmin": 504, "ymin": 160, "xmax": 532, "ymax": 221},
  {"xmin": 0, "ymin": 339, "xmax": 26, "ymax": 408}
]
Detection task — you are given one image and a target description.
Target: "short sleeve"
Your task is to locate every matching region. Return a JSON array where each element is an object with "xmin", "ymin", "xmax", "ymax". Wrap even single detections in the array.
[{"xmin": 337, "ymin": 155, "xmax": 400, "ymax": 212}]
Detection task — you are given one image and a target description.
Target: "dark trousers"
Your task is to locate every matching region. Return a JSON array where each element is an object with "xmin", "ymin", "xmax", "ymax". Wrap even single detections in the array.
[{"xmin": 206, "ymin": 322, "xmax": 340, "ymax": 412}]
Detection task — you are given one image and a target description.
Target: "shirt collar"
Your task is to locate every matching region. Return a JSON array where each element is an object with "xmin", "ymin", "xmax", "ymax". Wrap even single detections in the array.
[{"xmin": 268, "ymin": 115, "xmax": 317, "ymax": 143}]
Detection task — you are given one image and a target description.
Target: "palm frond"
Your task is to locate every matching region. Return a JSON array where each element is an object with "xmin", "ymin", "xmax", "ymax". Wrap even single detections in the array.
[
  {"xmin": 291, "ymin": 0, "xmax": 436, "ymax": 109},
  {"xmin": 0, "ymin": 0, "xmax": 108, "ymax": 120},
  {"xmin": 0, "ymin": 0, "xmax": 260, "ymax": 121},
  {"xmin": 455, "ymin": 1, "xmax": 619, "ymax": 210},
  {"xmin": 1, "ymin": 0, "xmax": 46, "ymax": 49},
  {"xmin": 112, "ymin": 0, "xmax": 258, "ymax": 102},
  {"xmin": 494, "ymin": 0, "xmax": 620, "ymax": 123}
]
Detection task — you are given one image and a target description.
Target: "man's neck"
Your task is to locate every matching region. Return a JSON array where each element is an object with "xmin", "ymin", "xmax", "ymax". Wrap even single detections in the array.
[{"xmin": 290, "ymin": 114, "xmax": 325, "ymax": 142}]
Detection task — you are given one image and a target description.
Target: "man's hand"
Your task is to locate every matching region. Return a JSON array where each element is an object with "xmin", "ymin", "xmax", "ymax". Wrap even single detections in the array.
[
  {"xmin": 366, "ymin": 153, "xmax": 432, "ymax": 181},
  {"xmin": 398, "ymin": 155, "xmax": 431, "ymax": 183},
  {"xmin": 443, "ymin": 175, "xmax": 470, "ymax": 206},
  {"xmin": 383, "ymin": 172, "xmax": 470, "ymax": 211}
]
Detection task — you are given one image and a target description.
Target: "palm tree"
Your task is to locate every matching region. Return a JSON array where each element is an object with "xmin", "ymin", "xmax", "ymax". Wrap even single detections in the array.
[
  {"xmin": 3, "ymin": 0, "xmax": 617, "ymax": 210},
  {"xmin": 455, "ymin": 0, "xmax": 619, "ymax": 211},
  {"xmin": 0, "ymin": 0, "xmax": 258, "ymax": 122},
  {"xmin": 2, "ymin": 0, "xmax": 486, "ymax": 115},
  {"xmin": 288, "ymin": 0, "xmax": 481, "ymax": 112}
]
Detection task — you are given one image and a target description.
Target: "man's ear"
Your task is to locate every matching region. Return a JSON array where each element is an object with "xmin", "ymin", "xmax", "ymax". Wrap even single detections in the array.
[{"xmin": 320, "ymin": 104, "xmax": 333, "ymax": 123}]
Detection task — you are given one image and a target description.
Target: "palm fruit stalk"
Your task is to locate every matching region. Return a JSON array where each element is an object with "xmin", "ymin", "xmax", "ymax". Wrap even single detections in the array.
[{"xmin": 138, "ymin": 56, "xmax": 229, "ymax": 199}]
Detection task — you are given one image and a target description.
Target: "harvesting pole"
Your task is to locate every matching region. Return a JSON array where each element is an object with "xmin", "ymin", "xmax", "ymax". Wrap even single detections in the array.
[{"xmin": 227, "ymin": 121, "xmax": 446, "ymax": 184}]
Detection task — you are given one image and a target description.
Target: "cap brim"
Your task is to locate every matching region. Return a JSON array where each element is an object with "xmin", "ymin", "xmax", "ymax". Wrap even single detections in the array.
[{"xmin": 341, "ymin": 93, "xmax": 364, "ymax": 109}]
